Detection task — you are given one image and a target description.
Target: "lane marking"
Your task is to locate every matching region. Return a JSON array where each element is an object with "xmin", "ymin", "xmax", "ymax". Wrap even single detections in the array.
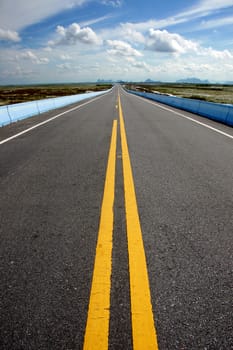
[
  {"xmin": 118, "ymin": 93, "xmax": 159, "ymax": 350},
  {"xmin": 83, "ymin": 120, "xmax": 117, "ymax": 350},
  {"xmin": 126, "ymin": 91, "xmax": 233, "ymax": 141},
  {"xmin": 0, "ymin": 93, "xmax": 110, "ymax": 146}
]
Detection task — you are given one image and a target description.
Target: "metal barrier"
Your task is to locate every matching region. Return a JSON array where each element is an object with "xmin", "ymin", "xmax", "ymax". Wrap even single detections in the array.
[
  {"xmin": 8, "ymin": 101, "xmax": 39, "ymax": 122},
  {"xmin": 0, "ymin": 105, "xmax": 11, "ymax": 126},
  {"xmin": 127, "ymin": 90, "xmax": 233, "ymax": 127},
  {"xmin": 0, "ymin": 89, "xmax": 111, "ymax": 127},
  {"xmin": 226, "ymin": 107, "xmax": 233, "ymax": 126}
]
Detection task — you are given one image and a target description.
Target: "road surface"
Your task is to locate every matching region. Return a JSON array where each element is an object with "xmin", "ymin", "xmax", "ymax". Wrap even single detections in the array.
[{"xmin": 0, "ymin": 86, "xmax": 232, "ymax": 349}]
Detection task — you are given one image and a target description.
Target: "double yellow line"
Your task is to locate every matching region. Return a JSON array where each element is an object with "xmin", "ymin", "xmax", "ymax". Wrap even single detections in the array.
[{"xmin": 83, "ymin": 93, "xmax": 159, "ymax": 350}]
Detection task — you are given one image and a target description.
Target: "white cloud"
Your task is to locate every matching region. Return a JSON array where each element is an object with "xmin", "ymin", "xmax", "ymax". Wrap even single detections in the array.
[
  {"xmin": 125, "ymin": 57, "xmax": 135, "ymax": 63},
  {"xmin": 124, "ymin": 56, "xmax": 151, "ymax": 71},
  {"xmin": 118, "ymin": 18, "xmax": 185, "ymax": 33},
  {"xmin": 56, "ymin": 63, "xmax": 72, "ymax": 70},
  {"xmin": 1, "ymin": 0, "xmax": 233, "ymax": 84},
  {"xmin": 43, "ymin": 47, "xmax": 52, "ymax": 52},
  {"xmin": 39, "ymin": 57, "xmax": 50, "ymax": 64},
  {"xmin": 201, "ymin": 47, "xmax": 233, "ymax": 59},
  {"xmin": 0, "ymin": 0, "xmax": 89, "ymax": 31},
  {"xmin": 50, "ymin": 23, "xmax": 101, "ymax": 46},
  {"xmin": 144, "ymin": 53, "xmax": 233, "ymax": 82},
  {"xmin": 180, "ymin": 0, "xmax": 233, "ymax": 19},
  {"xmin": 145, "ymin": 29, "xmax": 233, "ymax": 60},
  {"xmin": 60, "ymin": 54, "xmax": 73, "ymax": 60},
  {"xmin": 88, "ymin": 63, "xmax": 101, "ymax": 71},
  {"xmin": 101, "ymin": 0, "xmax": 123, "ymax": 7},
  {"xmin": 1, "ymin": 66, "xmax": 36, "ymax": 78},
  {"xmin": 19, "ymin": 51, "xmax": 38, "ymax": 60},
  {"xmin": 0, "ymin": 28, "xmax": 21, "ymax": 42},
  {"xmin": 132, "ymin": 61, "xmax": 152, "ymax": 72},
  {"xmin": 2, "ymin": 44, "xmax": 233, "ymax": 84},
  {"xmin": 119, "ymin": 24, "xmax": 145, "ymax": 44},
  {"xmin": 200, "ymin": 15, "xmax": 233, "ymax": 30},
  {"xmin": 80, "ymin": 15, "xmax": 112, "ymax": 27},
  {"xmin": 146, "ymin": 29, "xmax": 199, "ymax": 54},
  {"xmin": 106, "ymin": 40, "xmax": 143, "ymax": 57},
  {"xmin": 111, "ymin": 1, "xmax": 233, "ymax": 36},
  {"xmin": 18, "ymin": 50, "xmax": 49, "ymax": 64}
]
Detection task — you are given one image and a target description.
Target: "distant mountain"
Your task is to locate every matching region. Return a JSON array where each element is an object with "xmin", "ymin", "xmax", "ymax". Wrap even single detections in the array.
[
  {"xmin": 144, "ymin": 79, "xmax": 160, "ymax": 83},
  {"xmin": 145, "ymin": 79, "xmax": 154, "ymax": 83},
  {"xmin": 176, "ymin": 78, "xmax": 210, "ymax": 84}
]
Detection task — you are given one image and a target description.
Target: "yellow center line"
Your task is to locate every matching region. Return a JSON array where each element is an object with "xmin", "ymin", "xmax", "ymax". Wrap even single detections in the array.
[
  {"xmin": 83, "ymin": 120, "xmax": 117, "ymax": 350},
  {"xmin": 118, "ymin": 93, "xmax": 159, "ymax": 350}
]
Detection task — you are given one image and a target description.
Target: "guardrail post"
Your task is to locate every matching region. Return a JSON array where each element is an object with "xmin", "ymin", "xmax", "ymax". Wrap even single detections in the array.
[
  {"xmin": 36, "ymin": 101, "xmax": 40, "ymax": 114},
  {"xmin": 6, "ymin": 105, "xmax": 12, "ymax": 123}
]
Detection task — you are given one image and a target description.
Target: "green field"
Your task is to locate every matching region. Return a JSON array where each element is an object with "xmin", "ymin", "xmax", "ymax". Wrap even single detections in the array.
[
  {"xmin": 0, "ymin": 83, "xmax": 112, "ymax": 106},
  {"xmin": 125, "ymin": 83, "xmax": 233, "ymax": 105},
  {"xmin": 2, "ymin": 83, "xmax": 233, "ymax": 106}
]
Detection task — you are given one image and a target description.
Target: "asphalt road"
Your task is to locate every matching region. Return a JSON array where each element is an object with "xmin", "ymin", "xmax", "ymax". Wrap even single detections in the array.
[{"xmin": 0, "ymin": 86, "xmax": 232, "ymax": 349}]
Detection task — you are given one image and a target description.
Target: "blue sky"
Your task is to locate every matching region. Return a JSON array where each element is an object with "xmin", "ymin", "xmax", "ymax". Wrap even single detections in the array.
[{"xmin": 1, "ymin": 0, "xmax": 233, "ymax": 84}]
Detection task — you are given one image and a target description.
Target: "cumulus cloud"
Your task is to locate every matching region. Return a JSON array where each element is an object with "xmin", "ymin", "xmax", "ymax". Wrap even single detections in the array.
[
  {"xmin": 146, "ymin": 29, "xmax": 199, "ymax": 54},
  {"xmin": 106, "ymin": 40, "xmax": 143, "ymax": 57},
  {"xmin": 49, "ymin": 23, "xmax": 101, "ymax": 46},
  {"xmin": 124, "ymin": 56, "xmax": 151, "ymax": 71},
  {"xmin": 119, "ymin": 24, "xmax": 145, "ymax": 44},
  {"xmin": 201, "ymin": 47, "xmax": 233, "ymax": 59},
  {"xmin": 0, "ymin": 28, "xmax": 21, "ymax": 42},
  {"xmin": 145, "ymin": 29, "xmax": 233, "ymax": 60},
  {"xmin": 18, "ymin": 50, "xmax": 49, "ymax": 64}
]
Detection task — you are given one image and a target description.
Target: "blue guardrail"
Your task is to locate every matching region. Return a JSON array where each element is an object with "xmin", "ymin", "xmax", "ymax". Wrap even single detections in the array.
[
  {"xmin": 127, "ymin": 90, "xmax": 233, "ymax": 127},
  {"xmin": 0, "ymin": 89, "xmax": 110, "ymax": 127}
]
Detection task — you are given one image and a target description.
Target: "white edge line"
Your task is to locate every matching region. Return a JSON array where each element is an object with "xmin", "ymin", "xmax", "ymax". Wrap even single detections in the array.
[
  {"xmin": 125, "ymin": 90, "xmax": 233, "ymax": 140},
  {"xmin": 0, "ymin": 92, "xmax": 110, "ymax": 145}
]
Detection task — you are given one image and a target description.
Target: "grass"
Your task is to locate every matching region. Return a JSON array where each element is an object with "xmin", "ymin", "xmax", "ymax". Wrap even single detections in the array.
[
  {"xmin": 0, "ymin": 83, "xmax": 112, "ymax": 106},
  {"xmin": 2, "ymin": 82, "xmax": 233, "ymax": 106},
  {"xmin": 125, "ymin": 83, "xmax": 233, "ymax": 105}
]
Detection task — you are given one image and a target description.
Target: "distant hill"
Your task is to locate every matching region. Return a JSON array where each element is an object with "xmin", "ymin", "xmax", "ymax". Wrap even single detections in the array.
[
  {"xmin": 144, "ymin": 79, "xmax": 160, "ymax": 83},
  {"xmin": 176, "ymin": 78, "xmax": 210, "ymax": 84}
]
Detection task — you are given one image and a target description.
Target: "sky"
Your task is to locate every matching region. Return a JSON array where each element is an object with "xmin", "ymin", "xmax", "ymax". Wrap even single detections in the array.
[{"xmin": 1, "ymin": 0, "xmax": 233, "ymax": 84}]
